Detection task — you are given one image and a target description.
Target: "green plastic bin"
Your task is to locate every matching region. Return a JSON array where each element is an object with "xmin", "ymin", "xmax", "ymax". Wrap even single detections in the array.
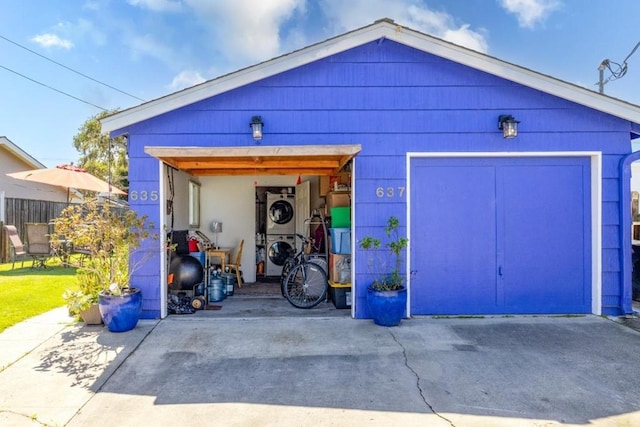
[{"xmin": 330, "ymin": 207, "xmax": 351, "ymax": 228}]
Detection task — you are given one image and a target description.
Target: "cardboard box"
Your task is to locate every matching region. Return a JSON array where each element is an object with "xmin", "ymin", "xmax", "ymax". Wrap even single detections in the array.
[
  {"xmin": 329, "ymin": 253, "xmax": 351, "ymax": 283},
  {"xmin": 320, "ymin": 176, "xmax": 330, "ymax": 196},
  {"xmin": 326, "ymin": 191, "xmax": 351, "ymax": 210},
  {"xmin": 329, "ymin": 280, "xmax": 352, "ymax": 309},
  {"xmin": 320, "ymin": 175, "xmax": 350, "ymax": 196}
]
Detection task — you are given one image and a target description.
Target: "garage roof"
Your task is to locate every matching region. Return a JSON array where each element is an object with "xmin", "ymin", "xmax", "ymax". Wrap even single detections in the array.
[
  {"xmin": 144, "ymin": 145, "xmax": 361, "ymax": 176},
  {"xmin": 103, "ymin": 18, "xmax": 640, "ymax": 134},
  {"xmin": 109, "ymin": 18, "xmax": 640, "ymax": 177}
]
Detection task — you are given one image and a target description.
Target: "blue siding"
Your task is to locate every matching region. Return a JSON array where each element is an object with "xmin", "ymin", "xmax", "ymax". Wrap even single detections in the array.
[
  {"xmin": 127, "ymin": 162, "xmax": 162, "ymax": 318},
  {"xmin": 116, "ymin": 39, "xmax": 633, "ymax": 318}
]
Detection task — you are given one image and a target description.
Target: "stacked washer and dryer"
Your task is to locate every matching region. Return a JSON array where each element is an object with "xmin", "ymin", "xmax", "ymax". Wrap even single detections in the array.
[{"xmin": 265, "ymin": 192, "xmax": 296, "ymax": 277}]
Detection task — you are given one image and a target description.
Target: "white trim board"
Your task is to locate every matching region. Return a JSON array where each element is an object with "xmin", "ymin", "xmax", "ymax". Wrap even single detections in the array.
[
  {"xmin": 159, "ymin": 159, "xmax": 168, "ymax": 319},
  {"xmin": 405, "ymin": 151, "xmax": 603, "ymax": 316}
]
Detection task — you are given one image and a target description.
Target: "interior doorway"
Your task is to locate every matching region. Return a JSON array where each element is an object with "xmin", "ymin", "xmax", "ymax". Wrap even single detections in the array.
[{"xmin": 255, "ymin": 186, "xmax": 296, "ymax": 281}]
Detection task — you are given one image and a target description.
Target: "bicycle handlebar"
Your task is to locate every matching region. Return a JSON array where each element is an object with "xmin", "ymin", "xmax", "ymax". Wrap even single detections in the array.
[{"xmin": 295, "ymin": 233, "xmax": 320, "ymax": 252}]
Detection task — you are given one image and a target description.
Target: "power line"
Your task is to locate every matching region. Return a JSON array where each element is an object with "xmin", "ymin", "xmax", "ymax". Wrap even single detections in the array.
[
  {"xmin": 0, "ymin": 34, "xmax": 146, "ymax": 102},
  {"xmin": 0, "ymin": 64, "xmax": 107, "ymax": 111}
]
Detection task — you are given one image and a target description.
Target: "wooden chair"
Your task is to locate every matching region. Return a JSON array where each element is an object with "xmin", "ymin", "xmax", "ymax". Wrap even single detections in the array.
[
  {"xmin": 4, "ymin": 225, "xmax": 27, "ymax": 269},
  {"xmin": 25, "ymin": 223, "xmax": 51, "ymax": 268},
  {"xmin": 71, "ymin": 245, "xmax": 92, "ymax": 266},
  {"xmin": 226, "ymin": 239, "xmax": 244, "ymax": 288}
]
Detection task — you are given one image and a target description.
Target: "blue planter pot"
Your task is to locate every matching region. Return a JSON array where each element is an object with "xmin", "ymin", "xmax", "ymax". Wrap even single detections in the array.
[
  {"xmin": 366, "ymin": 286, "xmax": 407, "ymax": 327},
  {"xmin": 98, "ymin": 288, "xmax": 142, "ymax": 332}
]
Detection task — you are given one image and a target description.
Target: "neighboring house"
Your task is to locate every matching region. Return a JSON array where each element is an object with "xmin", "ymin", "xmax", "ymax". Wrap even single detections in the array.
[
  {"xmin": 0, "ymin": 136, "xmax": 68, "ymax": 203},
  {"xmin": 102, "ymin": 19, "xmax": 640, "ymax": 320},
  {"xmin": 631, "ymin": 163, "xmax": 640, "ymax": 196}
]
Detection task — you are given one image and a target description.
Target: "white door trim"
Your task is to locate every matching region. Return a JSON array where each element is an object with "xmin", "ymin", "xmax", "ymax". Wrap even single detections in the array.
[{"xmin": 158, "ymin": 160, "xmax": 168, "ymax": 319}]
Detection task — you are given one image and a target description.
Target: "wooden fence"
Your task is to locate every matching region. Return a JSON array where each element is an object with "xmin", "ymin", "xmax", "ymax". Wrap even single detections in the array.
[{"xmin": 0, "ymin": 198, "xmax": 68, "ymax": 263}]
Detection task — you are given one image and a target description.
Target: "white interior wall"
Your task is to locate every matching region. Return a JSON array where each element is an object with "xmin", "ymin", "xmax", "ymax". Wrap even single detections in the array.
[
  {"xmin": 199, "ymin": 175, "xmax": 308, "ymax": 283},
  {"xmin": 164, "ymin": 170, "xmax": 322, "ymax": 283}
]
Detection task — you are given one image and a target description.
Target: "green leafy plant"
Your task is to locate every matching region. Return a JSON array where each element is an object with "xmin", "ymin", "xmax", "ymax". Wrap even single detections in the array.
[
  {"xmin": 358, "ymin": 215, "xmax": 408, "ymax": 291},
  {"xmin": 50, "ymin": 199, "xmax": 157, "ymax": 315}
]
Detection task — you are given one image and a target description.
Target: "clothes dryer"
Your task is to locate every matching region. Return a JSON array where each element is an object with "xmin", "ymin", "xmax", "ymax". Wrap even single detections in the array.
[{"xmin": 266, "ymin": 192, "xmax": 295, "ymax": 235}]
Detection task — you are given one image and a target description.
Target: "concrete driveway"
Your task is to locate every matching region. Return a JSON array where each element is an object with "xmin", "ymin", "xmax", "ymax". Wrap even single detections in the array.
[{"xmin": 1, "ymin": 298, "xmax": 640, "ymax": 426}]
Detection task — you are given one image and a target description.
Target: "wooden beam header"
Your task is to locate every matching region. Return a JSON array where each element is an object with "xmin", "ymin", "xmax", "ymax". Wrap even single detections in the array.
[{"xmin": 144, "ymin": 144, "xmax": 361, "ymax": 176}]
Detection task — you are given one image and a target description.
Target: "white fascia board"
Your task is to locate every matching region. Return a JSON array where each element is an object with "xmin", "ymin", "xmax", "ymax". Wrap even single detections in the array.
[{"xmin": 101, "ymin": 20, "xmax": 640, "ymax": 133}]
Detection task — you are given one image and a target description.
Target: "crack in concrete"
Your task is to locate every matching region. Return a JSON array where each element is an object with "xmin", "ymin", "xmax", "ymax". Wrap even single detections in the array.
[
  {"xmin": 389, "ymin": 329, "xmax": 456, "ymax": 427},
  {"xmin": 0, "ymin": 409, "xmax": 54, "ymax": 426}
]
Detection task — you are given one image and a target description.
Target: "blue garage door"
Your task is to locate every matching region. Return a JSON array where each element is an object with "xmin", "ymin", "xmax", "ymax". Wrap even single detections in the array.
[{"xmin": 410, "ymin": 156, "xmax": 591, "ymax": 315}]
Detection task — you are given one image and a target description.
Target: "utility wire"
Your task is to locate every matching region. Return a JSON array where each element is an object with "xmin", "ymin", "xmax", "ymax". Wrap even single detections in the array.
[
  {"xmin": 0, "ymin": 64, "xmax": 107, "ymax": 110},
  {"xmin": 597, "ymin": 40, "xmax": 640, "ymax": 93},
  {"xmin": 0, "ymin": 33, "xmax": 146, "ymax": 102},
  {"xmin": 623, "ymin": 41, "xmax": 640, "ymax": 64}
]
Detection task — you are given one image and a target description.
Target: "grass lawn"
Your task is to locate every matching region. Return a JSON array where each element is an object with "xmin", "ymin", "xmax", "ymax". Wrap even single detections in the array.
[{"xmin": 0, "ymin": 257, "xmax": 79, "ymax": 333}]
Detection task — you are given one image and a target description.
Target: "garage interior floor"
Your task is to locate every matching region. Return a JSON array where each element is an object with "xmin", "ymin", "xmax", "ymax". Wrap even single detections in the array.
[
  {"xmin": 233, "ymin": 277, "xmax": 282, "ymax": 297},
  {"xmin": 176, "ymin": 279, "xmax": 640, "ymax": 320},
  {"xmin": 172, "ymin": 277, "xmax": 352, "ymax": 319}
]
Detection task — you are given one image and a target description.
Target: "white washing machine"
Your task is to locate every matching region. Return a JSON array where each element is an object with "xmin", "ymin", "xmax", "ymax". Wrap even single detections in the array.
[
  {"xmin": 266, "ymin": 192, "xmax": 295, "ymax": 235},
  {"xmin": 266, "ymin": 234, "xmax": 296, "ymax": 277}
]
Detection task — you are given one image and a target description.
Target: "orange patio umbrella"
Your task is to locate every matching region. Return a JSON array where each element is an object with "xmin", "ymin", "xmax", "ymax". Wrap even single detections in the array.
[{"xmin": 7, "ymin": 163, "xmax": 126, "ymax": 202}]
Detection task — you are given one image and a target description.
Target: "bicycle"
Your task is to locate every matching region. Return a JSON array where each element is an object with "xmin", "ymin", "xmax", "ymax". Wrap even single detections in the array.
[
  {"xmin": 279, "ymin": 231, "xmax": 321, "ymax": 295},
  {"xmin": 282, "ymin": 233, "xmax": 328, "ymax": 309}
]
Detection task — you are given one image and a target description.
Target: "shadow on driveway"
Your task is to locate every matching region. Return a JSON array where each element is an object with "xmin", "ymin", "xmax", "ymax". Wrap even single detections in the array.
[{"xmin": 64, "ymin": 314, "xmax": 640, "ymax": 426}]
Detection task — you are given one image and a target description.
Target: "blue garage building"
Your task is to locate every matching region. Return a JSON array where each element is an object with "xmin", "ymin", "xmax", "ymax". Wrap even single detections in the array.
[{"xmin": 102, "ymin": 19, "xmax": 640, "ymax": 320}]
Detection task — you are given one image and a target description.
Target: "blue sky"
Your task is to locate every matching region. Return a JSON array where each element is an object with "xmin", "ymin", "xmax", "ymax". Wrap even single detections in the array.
[{"xmin": 1, "ymin": 0, "xmax": 639, "ymax": 167}]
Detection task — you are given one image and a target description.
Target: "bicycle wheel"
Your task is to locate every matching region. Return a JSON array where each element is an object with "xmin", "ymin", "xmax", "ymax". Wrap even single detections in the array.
[
  {"xmin": 280, "ymin": 256, "xmax": 296, "ymax": 296},
  {"xmin": 283, "ymin": 261, "xmax": 328, "ymax": 308}
]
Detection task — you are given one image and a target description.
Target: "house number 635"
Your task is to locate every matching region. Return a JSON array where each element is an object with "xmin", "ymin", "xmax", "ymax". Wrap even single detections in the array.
[
  {"xmin": 130, "ymin": 190, "xmax": 159, "ymax": 201},
  {"xmin": 376, "ymin": 187, "xmax": 405, "ymax": 198}
]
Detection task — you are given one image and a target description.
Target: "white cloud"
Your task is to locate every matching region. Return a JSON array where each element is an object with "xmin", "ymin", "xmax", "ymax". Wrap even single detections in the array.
[
  {"xmin": 319, "ymin": 0, "xmax": 489, "ymax": 53},
  {"xmin": 31, "ymin": 33, "xmax": 74, "ymax": 49},
  {"xmin": 120, "ymin": 0, "xmax": 489, "ymax": 89},
  {"xmin": 127, "ymin": 33, "xmax": 174, "ymax": 62},
  {"xmin": 82, "ymin": 1, "xmax": 101, "ymax": 11},
  {"xmin": 75, "ymin": 18, "xmax": 107, "ymax": 47},
  {"xmin": 32, "ymin": 19, "xmax": 106, "ymax": 51},
  {"xmin": 127, "ymin": 0, "xmax": 183, "ymax": 12},
  {"xmin": 442, "ymin": 24, "xmax": 488, "ymax": 53},
  {"xmin": 499, "ymin": 0, "xmax": 560, "ymax": 28},
  {"xmin": 407, "ymin": 5, "xmax": 488, "ymax": 53},
  {"xmin": 169, "ymin": 70, "xmax": 206, "ymax": 90},
  {"xmin": 183, "ymin": 0, "xmax": 307, "ymax": 64}
]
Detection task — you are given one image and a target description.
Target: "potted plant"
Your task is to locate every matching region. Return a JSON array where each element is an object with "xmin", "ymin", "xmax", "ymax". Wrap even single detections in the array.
[
  {"xmin": 358, "ymin": 215, "xmax": 409, "ymax": 326},
  {"xmin": 62, "ymin": 289, "xmax": 103, "ymax": 325},
  {"xmin": 51, "ymin": 199, "xmax": 157, "ymax": 332}
]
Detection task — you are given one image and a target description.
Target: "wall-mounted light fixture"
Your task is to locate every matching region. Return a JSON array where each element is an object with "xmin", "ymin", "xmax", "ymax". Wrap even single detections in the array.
[
  {"xmin": 250, "ymin": 116, "xmax": 264, "ymax": 141},
  {"xmin": 498, "ymin": 115, "xmax": 519, "ymax": 139}
]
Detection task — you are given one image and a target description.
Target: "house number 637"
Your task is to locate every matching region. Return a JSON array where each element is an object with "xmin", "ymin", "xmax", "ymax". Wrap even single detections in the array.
[
  {"xmin": 130, "ymin": 190, "xmax": 159, "ymax": 201},
  {"xmin": 376, "ymin": 187, "xmax": 405, "ymax": 198}
]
